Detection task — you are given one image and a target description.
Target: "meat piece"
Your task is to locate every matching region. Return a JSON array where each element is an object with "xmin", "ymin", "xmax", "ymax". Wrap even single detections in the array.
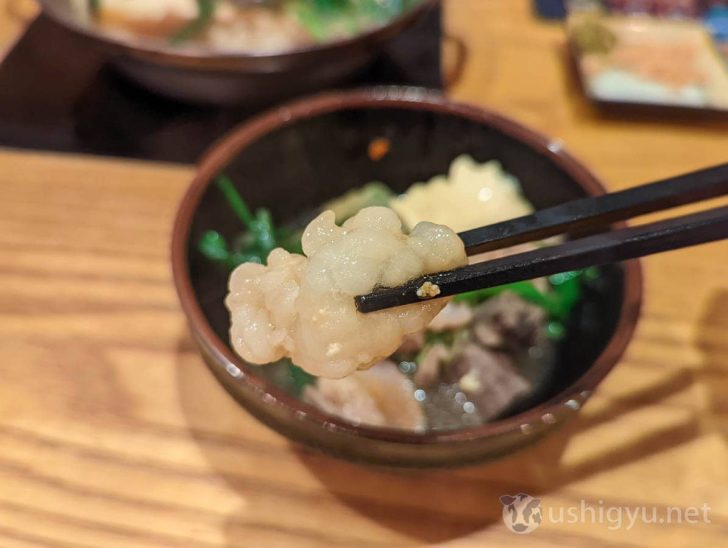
[
  {"xmin": 413, "ymin": 343, "xmax": 449, "ymax": 387},
  {"xmin": 303, "ymin": 361, "xmax": 425, "ymax": 431},
  {"xmin": 474, "ymin": 292, "xmax": 547, "ymax": 350},
  {"xmin": 428, "ymin": 302, "xmax": 474, "ymax": 332},
  {"xmin": 422, "ymin": 383, "xmax": 483, "ymax": 430},
  {"xmin": 304, "ymin": 376, "xmax": 384, "ymax": 427},
  {"xmin": 90, "ymin": 0, "xmax": 197, "ymax": 22},
  {"xmin": 226, "ymin": 207, "xmax": 467, "ymax": 378},
  {"xmin": 445, "ymin": 343, "xmax": 531, "ymax": 420},
  {"xmin": 473, "ymin": 322, "xmax": 503, "ymax": 348},
  {"xmin": 80, "ymin": 0, "xmax": 197, "ymax": 39}
]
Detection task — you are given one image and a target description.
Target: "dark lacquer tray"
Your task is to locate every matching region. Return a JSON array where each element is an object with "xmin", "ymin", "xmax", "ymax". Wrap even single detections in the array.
[{"xmin": 0, "ymin": 9, "xmax": 441, "ymax": 164}]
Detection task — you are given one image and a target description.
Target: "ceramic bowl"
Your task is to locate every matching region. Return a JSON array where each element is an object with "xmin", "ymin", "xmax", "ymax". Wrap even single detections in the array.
[
  {"xmin": 171, "ymin": 87, "xmax": 642, "ymax": 467},
  {"xmin": 38, "ymin": 0, "xmax": 437, "ymax": 105}
]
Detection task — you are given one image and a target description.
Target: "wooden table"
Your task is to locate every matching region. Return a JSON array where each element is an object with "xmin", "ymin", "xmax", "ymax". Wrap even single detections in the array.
[{"xmin": 1, "ymin": 1, "xmax": 727, "ymax": 546}]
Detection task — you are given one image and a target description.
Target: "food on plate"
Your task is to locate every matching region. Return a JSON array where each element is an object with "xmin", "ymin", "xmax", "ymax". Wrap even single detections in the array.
[
  {"xmin": 569, "ymin": 12, "xmax": 728, "ymax": 109},
  {"xmin": 201, "ymin": 156, "xmax": 597, "ymax": 431},
  {"xmin": 71, "ymin": 0, "xmax": 425, "ymax": 53},
  {"xmin": 303, "ymin": 360, "xmax": 425, "ymax": 430},
  {"xmin": 389, "ymin": 154, "xmax": 533, "ymax": 233},
  {"xmin": 225, "ymin": 206, "xmax": 467, "ymax": 378}
]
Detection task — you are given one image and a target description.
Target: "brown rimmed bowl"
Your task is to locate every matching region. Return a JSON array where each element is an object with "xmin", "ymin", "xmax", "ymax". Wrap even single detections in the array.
[
  {"xmin": 171, "ymin": 87, "xmax": 642, "ymax": 467},
  {"xmin": 37, "ymin": 0, "xmax": 436, "ymax": 105}
]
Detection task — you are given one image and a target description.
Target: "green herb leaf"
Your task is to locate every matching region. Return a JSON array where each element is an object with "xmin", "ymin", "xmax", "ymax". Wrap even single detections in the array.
[
  {"xmin": 454, "ymin": 269, "xmax": 596, "ymax": 322},
  {"xmin": 251, "ymin": 208, "xmax": 278, "ymax": 257},
  {"xmin": 453, "ymin": 280, "xmax": 559, "ymax": 316},
  {"xmin": 548, "ymin": 270, "xmax": 584, "ymax": 319},
  {"xmin": 358, "ymin": 0, "xmax": 404, "ymax": 22},
  {"xmin": 198, "ymin": 230, "xmax": 230, "ymax": 262},
  {"xmin": 546, "ymin": 320, "xmax": 566, "ymax": 340},
  {"xmin": 288, "ymin": 362, "xmax": 316, "ymax": 396},
  {"xmin": 202, "ymin": 174, "xmax": 307, "ymax": 269},
  {"xmin": 215, "ymin": 175, "xmax": 256, "ymax": 229},
  {"xmin": 170, "ymin": 0, "xmax": 215, "ymax": 45}
]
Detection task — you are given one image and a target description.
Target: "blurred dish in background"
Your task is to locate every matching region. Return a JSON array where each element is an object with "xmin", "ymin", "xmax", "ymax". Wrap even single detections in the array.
[
  {"xmin": 568, "ymin": 7, "xmax": 728, "ymax": 111},
  {"xmin": 70, "ymin": 0, "xmax": 427, "ymax": 54},
  {"xmin": 39, "ymin": 0, "xmax": 435, "ymax": 105}
]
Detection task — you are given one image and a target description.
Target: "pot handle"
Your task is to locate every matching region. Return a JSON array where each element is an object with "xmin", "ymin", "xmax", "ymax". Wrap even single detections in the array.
[{"xmin": 442, "ymin": 32, "xmax": 468, "ymax": 90}]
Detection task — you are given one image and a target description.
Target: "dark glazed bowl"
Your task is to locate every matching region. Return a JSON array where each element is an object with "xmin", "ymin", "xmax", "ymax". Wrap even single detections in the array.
[
  {"xmin": 172, "ymin": 87, "xmax": 642, "ymax": 467},
  {"xmin": 38, "ymin": 0, "xmax": 436, "ymax": 105}
]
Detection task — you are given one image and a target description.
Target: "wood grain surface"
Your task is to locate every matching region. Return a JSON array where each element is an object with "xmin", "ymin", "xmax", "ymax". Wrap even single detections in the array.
[{"xmin": 1, "ymin": 1, "xmax": 727, "ymax": 546}]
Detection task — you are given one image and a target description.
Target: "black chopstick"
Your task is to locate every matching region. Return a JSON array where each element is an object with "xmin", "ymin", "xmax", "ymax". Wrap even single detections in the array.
[
  {"xmin": 356, "ymin": 205, "xmax": 728, "ymax": 312},
  {"xmin": 460, "ymin": 163, "xmax": 728, "ymax": 255},
  {"xmin": 355, "ymin": 163, "xmax": 728, "ymax": 313}
]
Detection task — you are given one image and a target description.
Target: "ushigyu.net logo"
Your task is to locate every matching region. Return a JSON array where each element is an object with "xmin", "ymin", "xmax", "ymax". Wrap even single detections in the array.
[{"xmin": 500, "ymin": 493, "xmax": 712, "ymax": 534}]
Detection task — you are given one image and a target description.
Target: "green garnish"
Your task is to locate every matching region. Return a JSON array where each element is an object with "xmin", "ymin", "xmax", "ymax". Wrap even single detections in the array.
[
  {"xmin": 200, "ymin": 175, "xmax": 311, "ymax": 395},
  {"xmin": 198, "ymin": 230, "xmax": 264, "ymax": 270},
  {"xmin": 454, "ymin": 280, "xmax": 556, "ymax": 315},
  {"xmin": 89, "ymin": 0, "xmax": 101, "ymax": 16},
  {"xmin": 216, "ymin": 175, "xmax": 256, "ymax": 227},
  {"xmin": 170, "ymin": 0, "xmax": 215, "ymax": 45},
  {"xmin": 198, "ymin": 174, "xmax": 303, "ymax": 269},
  {"xmin": 251, "ymin": 208, "xmax": 278, "ymax": 258},
  {"xmin": 452, "ymin": 267, "xmax": 599, "ymax": 342},
  {"xmin": 291, "ymin": 0, "xmax": 348, "ymax": 41},
  {"xmin": 198, "ymin": 229, "xmax": 230, "ymax": 262},
  {"xmin": 454, "ymin": 268, "xmax": 597, "ymax": 324},
  {"xmin": 546, "ymin": 321, "xmax": 566, "ymax": 340},
  {"xmin": 291, "ymin": 0, "xmax": 418, "ymax": 42},
  {"xmin": 288, "ymin": 361, "xmax": 316, "ymax": 395},
  {"xmin": 358, "ymin": 0, "xmax": 405, "ymax": 22},
  {"xmin": 548, "ymin": 270, "xmax": 587, "ymax": 319},
  {"xmin": 215, "ymin": 175, "xmax": 279, "ymax": 258}
]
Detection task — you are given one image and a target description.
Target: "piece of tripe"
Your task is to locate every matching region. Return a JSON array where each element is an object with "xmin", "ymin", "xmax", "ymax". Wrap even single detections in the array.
[{"xmin": 226, "ymin": 206, "xmax": 467, "ymax": 378}]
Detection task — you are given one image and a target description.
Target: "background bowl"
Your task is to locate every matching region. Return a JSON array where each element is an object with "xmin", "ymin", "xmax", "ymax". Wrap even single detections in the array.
[
  {"xmin": 171, "ymin": 87, "xmax": 642, "ymax": 467},
  {"xmin": 38, "ymin": 0, "xmax": 436, "ymax": 105}
]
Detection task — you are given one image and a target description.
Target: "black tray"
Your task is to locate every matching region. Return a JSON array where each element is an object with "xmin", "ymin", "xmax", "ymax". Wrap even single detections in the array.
[{"xmin": 0, "ymin": 9, "xmax": 442, "ymax": 164}]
